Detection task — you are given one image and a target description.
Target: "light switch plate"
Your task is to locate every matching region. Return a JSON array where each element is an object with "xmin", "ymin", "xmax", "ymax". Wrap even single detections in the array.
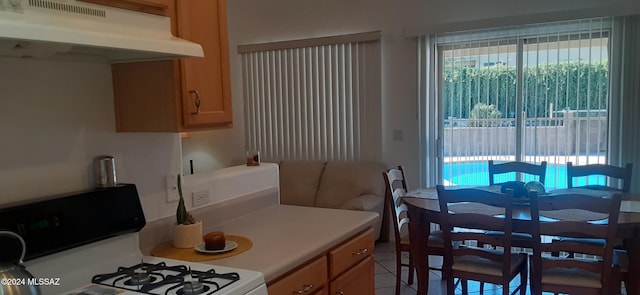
[{"xmin": 166, "ymin": 175, "xmax": 180, "ymax": 203}]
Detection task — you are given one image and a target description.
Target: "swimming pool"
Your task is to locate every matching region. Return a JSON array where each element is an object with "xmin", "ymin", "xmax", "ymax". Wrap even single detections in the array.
[{"xmin": 443, "ymin": 161, "xmax": 605, "ymax": 189}]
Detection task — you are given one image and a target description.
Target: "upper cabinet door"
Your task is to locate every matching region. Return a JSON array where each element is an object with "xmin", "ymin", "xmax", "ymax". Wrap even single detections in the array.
[
  {"xmin": 111, "ymin": 0, "xmax": 232, "ymax": 132},
  {"xmin": 177, "ymin": 0, "xmax": 233, "ymax": 128}
]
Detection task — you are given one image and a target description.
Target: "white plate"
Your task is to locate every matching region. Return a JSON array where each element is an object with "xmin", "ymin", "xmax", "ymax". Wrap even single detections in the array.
[{"xmin": 195, "ymin": 241, "xmax": 238, "ymax": 254}]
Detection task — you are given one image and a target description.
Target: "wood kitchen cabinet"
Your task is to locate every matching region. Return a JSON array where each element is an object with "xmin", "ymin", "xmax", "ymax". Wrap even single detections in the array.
[
  {"xmin": 328, "ymin": 229, "xmax": 375, "ymax": 295},
  {"xmin": 330, "ymin": 257, "xmax": 375, "ymax": 295},
  {"xmin": 267, "ymin": 256, "xmax": 328, "ymax": 295},
  {"xmin": 111, "ymin": 0, "xmax": 233, "ymax": 132},
  {"xmin": 267, "ymin": 229, "xmax": 375, "ymax": 295}
]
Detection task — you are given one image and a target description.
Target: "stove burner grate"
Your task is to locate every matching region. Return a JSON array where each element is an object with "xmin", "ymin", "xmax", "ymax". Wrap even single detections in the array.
[{"xmin": 92, "ymin": 262, "xmax": 242, "ymax": 295}]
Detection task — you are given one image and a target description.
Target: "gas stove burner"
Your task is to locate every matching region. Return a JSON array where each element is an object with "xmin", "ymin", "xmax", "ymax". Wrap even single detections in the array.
[
  {"xmin": 178, "ymin": 281, "xmax": 210, "ymax": 295},
  {"xmin": 93, "ymin": 261, "xmax": 173, "ymax": 286},
  {"xmin": 124, "ymin": 272, "xmax": 155, "ymax": 286},
  {"xmin": 139, "ymin": 275, "xmax": 184, "ymax": 293},
  {"xmin": 93, "ymin": 261, "xmax": 243, "ymax": 295}
]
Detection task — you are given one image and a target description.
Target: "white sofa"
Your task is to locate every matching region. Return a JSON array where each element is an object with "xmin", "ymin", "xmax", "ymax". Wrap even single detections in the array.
[{"xmin": 278, "ymin": 160, "xmax": 387, "ymax": 240}]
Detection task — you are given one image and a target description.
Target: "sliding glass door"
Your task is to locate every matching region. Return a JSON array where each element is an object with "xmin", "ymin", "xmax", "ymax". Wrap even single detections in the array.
[{"xmin": 438, "ymin": 20, "xmax": 611, "ymax": 188}]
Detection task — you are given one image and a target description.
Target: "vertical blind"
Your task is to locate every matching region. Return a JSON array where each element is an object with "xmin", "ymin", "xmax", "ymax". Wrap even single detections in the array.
[
  {"xmin": 238, "ymin": 32, "xmax": 382, "ymax": 162},
  {"xmin": 613, "ymin": 15, "xmax": 640, "ymax": 193},
  {"xmin": 418, "ymin": 17, "xmax": 626, "ymax": 189}
]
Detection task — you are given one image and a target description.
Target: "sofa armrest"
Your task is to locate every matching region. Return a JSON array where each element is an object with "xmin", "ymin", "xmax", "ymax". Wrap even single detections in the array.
[{"xmin": 339, "ymin": 194, "xmax": 383, "ymax": 211}]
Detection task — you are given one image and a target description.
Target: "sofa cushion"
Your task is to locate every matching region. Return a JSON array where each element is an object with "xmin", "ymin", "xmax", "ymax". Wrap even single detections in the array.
[
  {"xmin": 339, "ymin": 194, "xmax": 383, "ymax": 211},
  {"xmin": 278, "ymin": 160, "xmax": 326, "ymax": 207},
  {"xmin": 315, "ymin": 162, "xmax": 386, "ymax": 209}
]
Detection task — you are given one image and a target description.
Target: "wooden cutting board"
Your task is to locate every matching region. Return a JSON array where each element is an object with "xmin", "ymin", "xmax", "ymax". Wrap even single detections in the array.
[{"xmin": 150, "ymin": 235, "xmax": 252, "ymax": 262}]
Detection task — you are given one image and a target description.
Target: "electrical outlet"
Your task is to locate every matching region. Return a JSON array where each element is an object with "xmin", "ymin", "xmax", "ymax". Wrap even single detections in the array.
[
  {"xmin": 166, "ymin": 175, "xmax": 180, "ymax": 203},
  {"xmin": 192, "ymin": 189, "xmax": 210, "ymax": 207}
]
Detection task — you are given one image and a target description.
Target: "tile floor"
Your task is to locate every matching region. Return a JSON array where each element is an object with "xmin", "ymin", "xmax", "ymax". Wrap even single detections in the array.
[
  {"xmin": 373, "ymin": 240, "xmax": 448, "ymax": 295},
  {"xmin": 372, "ymin": 240, "xmax": 627, "ymax": 295}
]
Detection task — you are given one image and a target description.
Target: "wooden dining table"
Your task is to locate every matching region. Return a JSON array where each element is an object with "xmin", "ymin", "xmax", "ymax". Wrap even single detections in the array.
[{"xmin": 405, "ymin": 187, "xmax": 640, "ymax": 295}]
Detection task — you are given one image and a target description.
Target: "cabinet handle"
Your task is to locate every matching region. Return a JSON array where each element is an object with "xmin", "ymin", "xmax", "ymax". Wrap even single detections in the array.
[
  {"xmin": 352, "ymin": 248, "xmax": 368, "ymax": 256},
  {"xmin": 291, "ymin": 284, "xmax": 313, "ymax": 294},
  {"xmin": 190, "ymin": 90, "xmax": 201, "ymax": 115},
  {"xmin": 336, "ymin": 292, "xmax": 345, "ymax": 295}
]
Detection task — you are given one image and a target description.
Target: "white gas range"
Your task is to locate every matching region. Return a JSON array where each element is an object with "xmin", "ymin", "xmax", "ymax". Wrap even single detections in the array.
[{"xmin": 1, "ymin": 184, "xmax": 267, "ymax": 295}]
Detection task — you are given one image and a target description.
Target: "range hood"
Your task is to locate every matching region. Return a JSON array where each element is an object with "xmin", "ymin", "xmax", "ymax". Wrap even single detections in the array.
[{"xmin": 0, "ymin": 0, "xmax": 204, "ymax": 63}]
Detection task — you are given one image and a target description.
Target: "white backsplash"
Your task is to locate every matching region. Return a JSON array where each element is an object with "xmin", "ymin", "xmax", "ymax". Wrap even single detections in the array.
[
  {"xmin": 181, "ymin": 163, "xmax": 280, "ymax": 211},
  {"xmin": 138, "ymin": 163, "xmax": 281, "ymax": 252}
]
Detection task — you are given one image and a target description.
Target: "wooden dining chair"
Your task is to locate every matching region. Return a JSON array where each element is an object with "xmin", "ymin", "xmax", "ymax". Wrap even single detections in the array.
[
  {"xmin": 383, "ymin": 166, "xmax": 444, "ymax": 295},
  {"xmin": 567, "ymin": 162, "xmax": 633, "ymax": 193},
  {"xmin": 556, "ymin": 162, "xmax": 632, "ymax": 260},
  {"xmin": 484, "ymin": 160, "xmax": 547, "ymax": 250},
  {"xmin": 556, "ymin": 162, "xmax": 632, "ymax": 259},
  {"xmin": 528, "ymin": 191, "xmax": 622, "ymax": 295},
  {"xmin": 488, "ymin": 160, "xmax": 548, "ymax": 185},
  {"xmin": 436, "ymin": 185, "xmax": 528, "ymax": 295}
]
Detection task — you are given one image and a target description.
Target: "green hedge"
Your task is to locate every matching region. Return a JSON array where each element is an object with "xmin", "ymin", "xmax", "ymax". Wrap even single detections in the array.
[{"xmin": 442, "ymin": 61, "xmax": 609, "ymax": 119}]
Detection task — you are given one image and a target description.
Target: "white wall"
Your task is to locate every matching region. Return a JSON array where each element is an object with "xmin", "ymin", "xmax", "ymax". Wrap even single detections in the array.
[
  {"xmin": 0, "ymin": 57, "xmax": 274, "ymax": 223},
  {"xmin": 182, "ymin": 0, "xmax": 640, "ymax": 187},
  {"xmin": 0, "ymin": 57, "xmax": 182, "ymax": 221},
  {"xmin": 2, "ymin": 0, "xmax": 638, "ymax": 220}
]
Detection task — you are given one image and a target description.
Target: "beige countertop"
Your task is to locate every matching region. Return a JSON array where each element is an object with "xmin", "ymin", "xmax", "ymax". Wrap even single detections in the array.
[{"xmin": 195, "ymin": 204, "xmax": 378, "ymax": 283}]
